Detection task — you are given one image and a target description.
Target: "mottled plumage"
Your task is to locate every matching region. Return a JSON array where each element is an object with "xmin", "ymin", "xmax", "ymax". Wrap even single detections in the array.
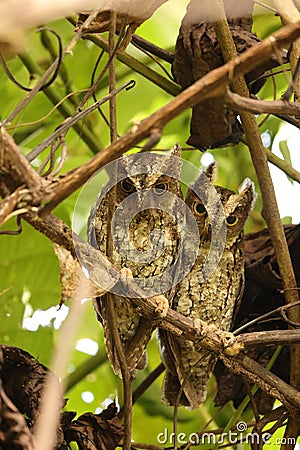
[
  {"xmin": 88, "ymin": 146, "xmax": 182, "ymax": 378},
  {"xmin": 160, "ymin": 163, "xmax": 255, "ymax": 408}
]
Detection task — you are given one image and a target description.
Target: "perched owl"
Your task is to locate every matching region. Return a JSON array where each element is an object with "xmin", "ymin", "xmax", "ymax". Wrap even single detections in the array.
[
  {"xmin": 88, "ymin": 145, "xmax": 183, "ymax": 379},
  {"xmin": 159, "ymin": 163, "xmax": 255, "ymax": 408}
]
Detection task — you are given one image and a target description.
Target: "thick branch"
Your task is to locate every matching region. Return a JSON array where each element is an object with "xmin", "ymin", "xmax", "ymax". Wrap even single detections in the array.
[
  {"xmin": 1, "ymin": 176, "xmax": 300, "ymax": 415},
  {"xmin": 2, "ymin": 18, "xmax": 300, "ymax": 418}
]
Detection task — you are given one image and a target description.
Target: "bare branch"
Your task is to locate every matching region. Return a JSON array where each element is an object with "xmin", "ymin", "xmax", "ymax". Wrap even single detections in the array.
[
  {"xmin": 226, "ymin": 88, "xmax": 300, "ymax": 116},
  {"xmin": 238, "ymin": 330, "xmax": 300, "ymax": 347}
]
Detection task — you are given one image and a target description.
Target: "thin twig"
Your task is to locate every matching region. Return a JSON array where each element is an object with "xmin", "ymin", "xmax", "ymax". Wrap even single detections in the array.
[
  {"xmin": 3, "ymin": 11, "xmax": 100, "ymax": 126},
  {"xmin": 109, "ymin": 11, "xmax": 118, "ymax": 143},
  {"xmin": 264, "ymin": 147, "xmax": 300, "ymax": 184},
  {"xmin": 91, "ymin": 50, "xmax": 111, "ymax": 127},
  {"xmin": 64, "ymin": 347, "xmax": 107, "ymax": 392},
  {"xmin": 131, "ymin": 364, "xmax": 165, "ymax": 406},
  {"xmin": 234, "ymin": 301, "xmax": 300, "ymax": 335},
  {"xmin": 78, "ymin": 15, "xmax": 129, "ymax": 110},
  {"xmin": 27, "ymin": 80, "xmax": 135, "ymax": 162},
  {"xmin": 225, "ymin": 88, "xmax": 300, "ymax": 116},
  {"xmin": 66, "ymin": 16, "xmax": 180, "ymax": 97},
  {"xmin": 17, "ymin": 52, "xmax": 103, "ymax": 154},
  {"xmin": 131, "ymin": 34, "xmax": 174, "ymax": 64}
]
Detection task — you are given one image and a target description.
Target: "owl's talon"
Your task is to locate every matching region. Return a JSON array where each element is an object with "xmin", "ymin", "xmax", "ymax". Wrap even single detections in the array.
[
  {"xmin": 153, "ymin": 294, "xmax": 169, "ymax": 318},
  {"xmin": 120, "ymin": 267, "xmax": 133, "ymax": 278},
  {"xmin": 217, "ymin": 330, "xmax": 244, "ymax": 356}
]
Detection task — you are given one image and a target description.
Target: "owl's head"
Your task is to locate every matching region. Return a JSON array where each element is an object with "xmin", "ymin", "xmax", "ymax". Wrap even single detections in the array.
[
  {"xmin": 186, "ymin": 163, "xmax": 256, "ymax": 247},
  {"xmin": 111, "ymin": 144, "xmax": 183, "ymax": 205}
]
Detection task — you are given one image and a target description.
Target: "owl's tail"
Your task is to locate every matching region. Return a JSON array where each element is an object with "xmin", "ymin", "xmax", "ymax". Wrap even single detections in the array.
[{"xmin": 162, "ymin": 355, "xmax": 217, "ymax": 409}]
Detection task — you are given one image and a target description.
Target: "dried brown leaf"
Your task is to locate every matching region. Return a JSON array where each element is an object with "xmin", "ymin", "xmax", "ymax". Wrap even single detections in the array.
[
  {"xmin": 172, "ymin": 0, "xmax": 286, "ymax": 149},
  {"xmin": 53, "ymin": 244, "xmax": 106, "ymax": 302},
  {"xmin": 0, "ymin": 384, "xmax": 34, "ymax": 450},
  {"xmin": 64, "ymin": 402, "xmax": 123, "ymax": 450}
]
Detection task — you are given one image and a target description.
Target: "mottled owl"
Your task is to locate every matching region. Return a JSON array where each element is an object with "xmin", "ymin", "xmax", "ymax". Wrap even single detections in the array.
[
  {"xmin": 88, "ymin": 145, "xmax": 183, "ymax": 379},
  {"xmin": 159, "ymin": 163, "xmax": 255, "ymax": 408}
]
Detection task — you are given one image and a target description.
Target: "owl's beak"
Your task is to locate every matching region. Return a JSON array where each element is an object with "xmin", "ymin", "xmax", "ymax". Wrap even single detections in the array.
[
  {"xmin": 136, "ymin": 190, "xmax": 158, "ymax": 209},
  {"xmin": 137, "ymin": 191, "xmax": 148, "ymax": 208},
  {"xmin": 200, "ymin": 219, "xmax": 211, "ymax": 242}
]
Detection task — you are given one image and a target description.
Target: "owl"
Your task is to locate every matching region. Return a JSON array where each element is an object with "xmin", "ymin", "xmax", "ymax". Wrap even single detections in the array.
[
  {"xmin": 88, "ymin": 145, "xmax": 183, "ymax": 379},
  {"xmin": 159, "ymin": 163, "xmax": 255, "ymax": 408}
]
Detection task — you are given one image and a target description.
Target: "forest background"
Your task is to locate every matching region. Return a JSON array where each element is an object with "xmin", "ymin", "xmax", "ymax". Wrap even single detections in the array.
[{"xmin": 1, "ymin": 0, "xmax": 300, "ymax": 448}]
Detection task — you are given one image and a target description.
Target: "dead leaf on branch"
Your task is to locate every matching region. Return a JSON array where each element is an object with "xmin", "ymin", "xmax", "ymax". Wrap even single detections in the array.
[
  {"xmin": 0, "ymin": 345, "xmax": 65, "ymax": 423},
  {"xmin": 172, "ymin": 0, "xmax": 287, "ymax": 149},
  {"xmin": 64, "ymin": 403, "xmax": 123, "ymax": 450},
  {"xmin": 0, "ymin": 345, "xmax": 66, "ymax": 448},
  {"xmin": 0, "ymin": 385, "xmax": 34, "ymax": 450},
  {"xmin": 0, "ymin": 346, "xmax": 123, "ymax": 449},
  {"xmin": 53, "ymin": 243, "xmax": 107, "ymax": 302},
  {"xmin": 214, "ymin": 224, "xmax": 300, "ymax": 413}
]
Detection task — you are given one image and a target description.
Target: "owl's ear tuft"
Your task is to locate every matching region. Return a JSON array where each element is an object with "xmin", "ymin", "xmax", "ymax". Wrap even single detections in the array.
[
  {"xmin": 161, "ymin": 142, "xmax": 182, "ymax": 179},
  {"xmin": 203, "ymin": 162, "xmax": 217, "ymax": 183},
  {"xmin": 238, "ymin": 178, "xmax": 256, "ymax": 212},
  {"xmin": 170, "ymin": 142, "xmax": 181, "ymax": 158}
]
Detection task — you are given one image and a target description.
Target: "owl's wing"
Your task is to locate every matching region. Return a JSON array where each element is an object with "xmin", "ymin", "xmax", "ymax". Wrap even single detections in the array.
[
  {"xmin": 94, "ymin": 292, "xmax": 150, "ymax": 378},
  {"xmin": 159, "ymin": 327, "xmax": 216, "ymax": 408},
  {"xmin": 231, "ymin": 270, "xmax": 245, "ymax": 327},
  {"xmin": 159, "ymin": 328, "xmax": 189, "ymax": 406}
]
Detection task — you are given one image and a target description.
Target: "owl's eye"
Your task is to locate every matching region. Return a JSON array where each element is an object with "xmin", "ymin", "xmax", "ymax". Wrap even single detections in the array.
[
  {"xmin": 193, "ymin": 202, "xmax": 206, "ymax": 216},
  {"xmin": 120, "ymin": 179, "xmax": 135, "ymax": 193},
  {"xmin": 153, "ymin": 182, "xmax": 168, "ymax": 195},
  {"xmin": 226, "ymin": 215, "xmax": 238, "ymax": 226}
]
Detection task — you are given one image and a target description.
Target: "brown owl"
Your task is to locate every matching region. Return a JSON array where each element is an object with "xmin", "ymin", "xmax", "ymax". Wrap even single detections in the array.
[
  {"xmin": 88, "ymin": 145, "xmax": 183, "ymax": 379},
  {"xmin": 159, "ymin": 163, "xmax": 255, "ymax": 408}
]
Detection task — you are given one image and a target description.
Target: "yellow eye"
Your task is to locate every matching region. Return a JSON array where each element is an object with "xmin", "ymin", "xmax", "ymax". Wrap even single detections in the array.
[
  {"xmin": 193, "ymin": 202, "xmax": 206, "ymax": 216},
  {"xmin": 153, "ymin": 182, "xmax": 168, "ymax": 195},
  {"xmin": 226, "ymin": 216, "xmax": 238, "ymax": 226},
  {"xmin": 120, "ymin": 179, "xmax": 135, "ymax": 193}
]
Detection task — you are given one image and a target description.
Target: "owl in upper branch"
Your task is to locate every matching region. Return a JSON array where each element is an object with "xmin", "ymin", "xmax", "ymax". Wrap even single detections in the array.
[
  {"xmin": 88, "ymin": 145, "xmax": 183, "ymax": 379},
  {"xmin": 159, "ymin": 163, "xmax": 255, "ymax": 408}
]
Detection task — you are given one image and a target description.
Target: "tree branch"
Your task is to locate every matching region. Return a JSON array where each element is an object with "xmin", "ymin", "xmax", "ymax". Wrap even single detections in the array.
[
  {"xmin": 238, "ymin": 330, "xmax": 300, "ymax": 347},
  {"xmin": 21, "ymin": 19, "xmax": 300, "ymax": 215},
  {"xmin": 225, "ymin": 88, "xmax": 300, "ymax": 117}
]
